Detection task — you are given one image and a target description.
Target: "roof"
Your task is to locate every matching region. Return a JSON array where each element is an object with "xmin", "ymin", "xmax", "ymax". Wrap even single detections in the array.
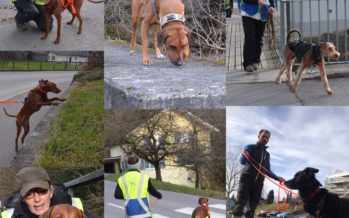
[
  {"xmin": 128, "ymin": 109, "xmax": 220, "ymax": 136},
  {"xmin": 326, "ymin": 170, "xmax": 349, "ymax": 179}
]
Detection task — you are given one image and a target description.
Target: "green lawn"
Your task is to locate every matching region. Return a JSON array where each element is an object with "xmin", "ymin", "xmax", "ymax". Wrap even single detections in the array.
[
  {"xmin": 105, "ymin": 174, "xmax": 225, "ymax": 199},
  {"xmin": 37, "ymin": 77, "xmax": 104, "ymax": 168},
  {"xmin": 0, "ymin": 60, "xmax": 84, "ymax": 71}
]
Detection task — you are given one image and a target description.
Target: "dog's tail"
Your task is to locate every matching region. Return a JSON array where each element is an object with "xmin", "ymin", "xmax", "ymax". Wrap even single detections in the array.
[
  {"xmin": 3, "ymin": 107, "xmax": 16, "ymax": 118},
  {"xmin": 286, "ymin": 29, "xmax": 302, "ymax": 43}
]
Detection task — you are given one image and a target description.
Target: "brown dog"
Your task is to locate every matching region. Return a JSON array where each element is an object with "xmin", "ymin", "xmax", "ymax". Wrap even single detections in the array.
[
  {"xmin": 41, "ymin": 0, "xmax": 84, "ymax": 44},
  {"xmin": 192, "ymin": 197, "xmax": 211, "ymax": 218},
  {"xmin": 3, "ymin": 79, "xmax": 65, "ymax": 153},
  {"xmin": 40, "ymin": 204, "xmax": 86, "ymax": 218},
  {"xmin": 130, "ymin": 0, "xmax": 190, "ymax": 66},
  {"xmin": 276, "ymin": 29, "xmax": 340, "ymax": 95}
]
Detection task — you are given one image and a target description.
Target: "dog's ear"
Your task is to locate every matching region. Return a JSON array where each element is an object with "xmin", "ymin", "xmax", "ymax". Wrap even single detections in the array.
[
  {"xmin": 305, "ymin": 167, "xmax": 319, "ymax": 175},
  {"xmin": 157, "ymin": 29, "xmax": 169, "ymax": 48},
  {"xmin": 184, "ymin": 26, "xmax": 191, "ymax": 43}
]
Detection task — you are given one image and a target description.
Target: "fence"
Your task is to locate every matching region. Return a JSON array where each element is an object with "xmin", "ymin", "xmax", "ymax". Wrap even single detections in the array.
[
  {"xmin": 278, "ymin": 0, "xmax": 349, "ymax": 64},
  {"xmin": 0, "ymin": 60, "xmax": 87, "ymax": 71}
]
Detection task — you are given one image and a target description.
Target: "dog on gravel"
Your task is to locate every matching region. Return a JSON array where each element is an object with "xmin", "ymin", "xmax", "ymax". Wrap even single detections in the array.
[
  {"xmin": 285, "ymin": 167, "xmax": 349, "ymax": 218},
  {"xmin": 191, "ymin": 197, "xmax": 210, "ymax": 218},
  {"xmin": 130, "ymin": 0, "xmax": 190, "ymax": 66},
  {"xmin": 276, "ymin": 29, "xmax": 340, "ymax": 95},
  {"xmin": 3, "ymin": 79, "xmax": 65, "ymax": 153},
  {"xmin": 39, "ymin": 204, "xmax": 85, "ymax": 218}
]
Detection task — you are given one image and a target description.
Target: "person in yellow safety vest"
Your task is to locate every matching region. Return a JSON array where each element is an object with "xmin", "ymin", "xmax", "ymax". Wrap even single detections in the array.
[
  {"xmin": 0, "ymin": 167, "xmax": 84, "ymax": 218},
  {"xmin": 12, "ymin": 0, "xmax": 52, "ymax": 32},
  {"xmin": 114, "ymin": 156, "xmax": 162, "ymax": 218}
]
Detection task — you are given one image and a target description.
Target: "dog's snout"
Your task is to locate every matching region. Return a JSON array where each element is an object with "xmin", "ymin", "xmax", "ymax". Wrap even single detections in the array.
[
  {"xmin": 55, "ymin": 88, "xmax": 61, "ymax": 93},
  {"xmin": 173, "ymin": 59, "xmax": 183, "ymax": 66},
  {"xmin": 334, "ymin": 53, "xmax": 340, "ymax": 58}
]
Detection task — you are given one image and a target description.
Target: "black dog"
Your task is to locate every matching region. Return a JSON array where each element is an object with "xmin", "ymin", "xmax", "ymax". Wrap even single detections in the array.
[{"xmin": 285, "ymin": 167, "xmax": 349, "ymax": 218}]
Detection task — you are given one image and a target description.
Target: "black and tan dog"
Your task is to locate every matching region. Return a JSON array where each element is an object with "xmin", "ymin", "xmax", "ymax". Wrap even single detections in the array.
[
  {"xmin": 276, "ymin": 29, "xmax": 340, "ymax": 95},
  {"xmin": 3, "ymin": 79, "xmax": 65, "ymax": 153},
  {"xmin": 192, "ymin": 197, "xmax": 210, "ymax": 218},
  {"xmin": 285, "ymin": 167, "xmax": 349, "ymax": 218},
  {"xmin": 130, "ymin": 0, "xmax": 190, "ymax": 66}
]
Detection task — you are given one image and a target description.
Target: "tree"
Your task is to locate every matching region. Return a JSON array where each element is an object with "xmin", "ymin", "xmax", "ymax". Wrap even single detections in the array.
[
  {"xmin": 226, "ymin": 145, "xmax": 243, "ymax": 198},
  {"xmin": 87, "ymin": 51, "xmax": 104, "ymax": 69},
  {"xmin": 266, "ymin": 190, "xmax": 274, "ymax": 204},
  {"xmin": 121, "ymin": 111, "xmax": 187, "ymax": 181}
]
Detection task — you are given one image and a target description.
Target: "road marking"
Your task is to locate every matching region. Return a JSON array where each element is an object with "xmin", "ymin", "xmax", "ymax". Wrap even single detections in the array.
[
  {"xmin": 107, "ymin": 203, "xmax": 124, "ymax": 210},
  {"xmin": 153, "ymin": 214, "xmax": 170, "ymax": 218},
  {"xmin": 174, "ymin": 207, "xmax": 226, "ymax": 218},
  {"xmin": 210, "ymin": 204, "xmax": 226, "ymax": 210}
]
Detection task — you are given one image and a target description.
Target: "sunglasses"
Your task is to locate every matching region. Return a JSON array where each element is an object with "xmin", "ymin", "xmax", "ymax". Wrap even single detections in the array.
[{"xmin": 24, "ymin": 188, "xmax": 50, "ymax": 199}]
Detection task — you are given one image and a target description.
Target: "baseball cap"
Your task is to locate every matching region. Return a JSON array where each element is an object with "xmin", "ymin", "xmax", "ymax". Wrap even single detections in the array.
[{"xmin": 16, "ymin": 167, "xmax": 51, "ymax": 197}]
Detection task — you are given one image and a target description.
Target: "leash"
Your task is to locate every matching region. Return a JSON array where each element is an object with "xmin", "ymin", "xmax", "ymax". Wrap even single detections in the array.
[
  {"xmin": 0, "ymin": 100, "xmax": 24, "ymax": 104},
  {"xmin": 242, "ymin": 152, "xmax": 300, "ymax": 197}
]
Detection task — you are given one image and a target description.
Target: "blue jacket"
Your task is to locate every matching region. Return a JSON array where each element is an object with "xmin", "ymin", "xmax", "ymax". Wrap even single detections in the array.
[
  {"xmin": 240, "ymin": 143, "xmax": 280, "ymax": 181},
  {"xmin": 237, "ymin": 0, "xmax": 275, "ymax": 21}
]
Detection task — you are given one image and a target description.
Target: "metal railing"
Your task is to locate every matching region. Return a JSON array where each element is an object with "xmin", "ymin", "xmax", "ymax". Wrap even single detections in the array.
[{"xmin": 278, "ymin": 0, "xmax": 348, "ymax": 64}]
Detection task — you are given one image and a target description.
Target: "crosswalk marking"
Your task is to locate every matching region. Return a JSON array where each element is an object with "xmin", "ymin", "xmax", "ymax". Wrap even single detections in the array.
[
  {"xmin": 153, "ymin": 214, "xmax": 170, "ymax": 218},
  {"xmin": 107, "ymin": 203, "xmax": 124, "ymax": 210},
  {"xmin": 174, "ymin": 207, "xmax": 226, "ymax": 218},
  {"xmin": 210, "ymin": 204, "xmax": 226, "ymax": 210}
]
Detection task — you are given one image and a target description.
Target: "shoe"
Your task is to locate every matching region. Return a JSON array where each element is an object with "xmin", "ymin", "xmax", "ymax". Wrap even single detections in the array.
[
  {"xmin": 16, "ymin": 20, "xmax": 27, "ymax": 32},
  {"xmin": 253, "ymin": 63, "xmax": 260, "ymax": 71},
  {"xmin": 245, "ymin": 65, "xmax": 254, "ymax": 72}
]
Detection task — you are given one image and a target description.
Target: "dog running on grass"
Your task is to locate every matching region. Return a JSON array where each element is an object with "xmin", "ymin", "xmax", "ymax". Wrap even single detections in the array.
[
  {"xmin": 276, "ymin": 29, "xmax": 340, "ymax": 95},
  {"xmin": 285, "ymin": 167, "xmax": 349, "ymax": 218},
  {"xmin": 3, "ymin": 79, "xmax": 65, "ymax": 153}
]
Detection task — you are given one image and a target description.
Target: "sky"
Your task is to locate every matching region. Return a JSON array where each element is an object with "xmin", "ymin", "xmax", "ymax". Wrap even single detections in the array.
[{"xmin": 226, "ymin": 106, "xmax": 349, "ymax": 198}]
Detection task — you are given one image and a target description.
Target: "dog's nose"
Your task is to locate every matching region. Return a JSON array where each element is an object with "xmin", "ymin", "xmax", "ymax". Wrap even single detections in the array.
[
  {"xmin": 335, "ymin": 53, "xmax": 340, "ymax": 58},
  {"xmin": 173, "ymin": 59, "xmax": 183, "ymax": 66}
]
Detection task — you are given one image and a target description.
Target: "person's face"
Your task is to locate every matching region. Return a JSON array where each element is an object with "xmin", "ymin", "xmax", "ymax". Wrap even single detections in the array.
[
  {"xmin": 23, "ymin": 187, "xmax": 53, "ymax": 216},
  {"xmin": 258, "ymin": 131, "xmax": 270, "ymax": 145}
]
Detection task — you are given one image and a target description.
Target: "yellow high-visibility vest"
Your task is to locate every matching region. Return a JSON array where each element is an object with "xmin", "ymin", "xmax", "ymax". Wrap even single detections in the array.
[{"xmin": 118, "ymin": 171, "xmax": 154, "ymax": 218}]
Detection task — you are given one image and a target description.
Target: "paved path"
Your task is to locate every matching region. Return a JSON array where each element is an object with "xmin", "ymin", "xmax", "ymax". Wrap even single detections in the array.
[
  {"xmin": 226, "ymin": 64, "xmax": 349, "ymax": 105},
  {"xmin": 105, "ymin": 180, "xmax": 226, "ymax": 218},
  {"xmin": 0, "ymin": 0, "xmax": 104, "ymax": 51},
  {"xmin": 0, "ymin": 71, "xmax": 76, "ymax": 167},
  {"xmin": 104, "ymin": 40, "xmax": 225, "ymax": 109}
]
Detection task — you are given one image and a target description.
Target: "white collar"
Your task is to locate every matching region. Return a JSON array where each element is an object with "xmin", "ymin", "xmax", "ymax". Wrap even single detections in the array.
[{"xmin": 160, "ymin": 13, "xmax": 185, "ymax": 29}]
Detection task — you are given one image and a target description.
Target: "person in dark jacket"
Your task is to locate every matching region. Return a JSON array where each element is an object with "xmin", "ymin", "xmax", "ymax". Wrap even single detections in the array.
[
  {"xmin": 114, "ymin": 156, "xmax": 162, "ymax": 218},
  {"xmin": 232, "ymin": 129, "xmax": 285, "ymax": 218},
  {"xmin": 1, "ymin": 167, "xmax": 78, "ymax": 218},
  {"xmin": 237, "ymin": 0, "xmax": 275, "ymax": 72}
]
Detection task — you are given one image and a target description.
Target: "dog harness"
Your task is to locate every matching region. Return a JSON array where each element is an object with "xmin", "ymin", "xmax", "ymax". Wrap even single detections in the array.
[
  {"xmin": 288, "ymin": 40, "xmax": 322, "ymax": 64},
  {"xmin": 150, "ymin": 0, "xmax": 185, "ymax": 29},
  {"xmin": 61, "ymin": 0, "xmax": 76, "ymax": 14}
]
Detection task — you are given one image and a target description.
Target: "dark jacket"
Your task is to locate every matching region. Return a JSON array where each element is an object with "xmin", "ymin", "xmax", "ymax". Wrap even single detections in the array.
[
  {"xmin": 114, "ymin": 169, "xmax": 162, "ymax": 200},
  {"xmin": 12, "ymin": 188, "xmax": 72, "ymax": 218},
  {"xmin": 240, "ymin": 143, "xmax": 280, "ymax": 182}
]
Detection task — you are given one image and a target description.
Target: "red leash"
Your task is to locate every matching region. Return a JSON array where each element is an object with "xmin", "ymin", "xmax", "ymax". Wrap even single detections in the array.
[{"xmin": 0, "ymin": 100, "xmax": 23, "ymax": 104}]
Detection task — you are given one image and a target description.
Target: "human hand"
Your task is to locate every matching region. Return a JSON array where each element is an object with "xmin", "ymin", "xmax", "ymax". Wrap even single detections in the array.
[
  {"xmin": 267, "ymin": 7, "xmax": 275, "ymax": 15},
  {"xmin": 279, "ymin": 177, "xmax": 285, "ymax": 184},
  {"xmin": 258, "ymin": 0, "xmax": 266, "ymax": 7},
  {"xmin": 151, "ymin": 198, "xmax": 159, "ymax": 206}
]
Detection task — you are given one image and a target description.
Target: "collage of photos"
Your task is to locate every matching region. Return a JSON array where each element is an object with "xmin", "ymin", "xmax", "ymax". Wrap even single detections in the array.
[{"xmin": 0, "ymin": 0, "xmax": 349, "ymax": 218}]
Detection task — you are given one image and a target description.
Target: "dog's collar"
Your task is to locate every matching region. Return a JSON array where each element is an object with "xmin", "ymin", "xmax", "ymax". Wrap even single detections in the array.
[
  {"xmin": 307, "ymin": 187, "xmax": 321, "ymax": 200},
  {"xmin": 36, "ymin": 85, "xmax": 47, "ymax": 93},
  {"xmin": 160, "ymin": 13, "xmax": 185, "ymax": 29}
]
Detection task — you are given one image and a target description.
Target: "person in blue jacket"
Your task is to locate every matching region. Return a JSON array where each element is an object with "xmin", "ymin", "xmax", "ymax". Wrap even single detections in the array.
[
  {"xmin": 231, "ymin": 129, "xmax": 285, "ymax": 218},
  {"xmin": 237, "ymin": 0, "xmax": 275, "ymax": 72}
]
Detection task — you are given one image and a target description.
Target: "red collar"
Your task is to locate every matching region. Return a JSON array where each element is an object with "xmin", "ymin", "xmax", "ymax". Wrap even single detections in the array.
[{"xmin": 307, "ymin": 187, "xmax": 320, "ymax": 200}]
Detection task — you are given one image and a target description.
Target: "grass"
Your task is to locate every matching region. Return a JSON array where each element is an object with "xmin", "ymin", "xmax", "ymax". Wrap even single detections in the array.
[
  {"xmin": 256, "ymin": 203, "xmax": 305, "ymax": 215},
  {"xmin": 0, "ymin": 60, "xmax": 84, "ymax": 71},
  {"xmin": 105, "ymin": 174, "xmax": 225, "ymax": 199},
  {"xmin": 37, "ymin": 74, "xmax": 104, "ymax": 168}
]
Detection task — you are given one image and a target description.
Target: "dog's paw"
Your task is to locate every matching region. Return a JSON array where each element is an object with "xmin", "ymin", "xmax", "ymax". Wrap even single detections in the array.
[
  {"xmin": 77, "ymin": 30, "xmax": 82, "ymax": 35},
  {"xmin": 327, "ymin": 89, "xmax": 333, "ymax": 95},
  {"xmin": 129, "ymin": 50, "xmax": 135, "ymax": 55},
  {"xmin": 66, "ymin": 21, "xmax": 73, "ymax": 25},
  {"xmin": 275, "ymin": 79, "xmax": 282, "ymax": 84},
  {"xmin": 41, "ymin": 35, "xmax": 48, "ymax": 40},
  {"xmin": 54, "ymin": 39, "xmax": 60, "ymax": 44},
  {"xmin": 143, "ymin": 58, "xmax": 153, "ymax": 65},
  {"xmin": 60, "ymin": 98, "xmax": 66, "ymax": 102},
  {"xmin": 156, "ymin": 54, "xmax": 165, "ymax": 59}
]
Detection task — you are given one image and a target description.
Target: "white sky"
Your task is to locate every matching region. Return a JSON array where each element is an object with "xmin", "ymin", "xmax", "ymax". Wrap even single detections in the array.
[{"xmin": 226, "ymin": 106, "xmax": 349, "ymax": 198}]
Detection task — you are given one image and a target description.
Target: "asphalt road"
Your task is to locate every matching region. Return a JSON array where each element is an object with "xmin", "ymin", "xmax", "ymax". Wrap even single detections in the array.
[
  {"xmin": 104, "ymin": 180, "xmax": 226, "ymax": 218},
  {"xmin": 0, "ymin": 71, "xmax": 76, "ymax": 167},
  {"xmin": 0, "ymin": 0, "xmax": 104, "ymax": 51},
  {"xmin": 104, "ymin": 40, "xmax": 226, "ymax": 109}
]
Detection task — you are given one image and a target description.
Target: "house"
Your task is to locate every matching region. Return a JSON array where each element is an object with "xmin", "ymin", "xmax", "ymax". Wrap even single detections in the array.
[
  {"xmin": 105, "ymin": 109, "xmax": 220, "ymax": 188},
  {"xmin": 47, "ymin": 52, "xmax": 89, "ymax": 64},
  {"xmin": 325, "ymin": 170, "xmax": 349, "ymax": 198}
]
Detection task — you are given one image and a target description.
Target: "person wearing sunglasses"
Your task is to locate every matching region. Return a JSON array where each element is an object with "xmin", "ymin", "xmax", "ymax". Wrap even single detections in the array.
[{"xmin": 1, "ymin": 167, "xmax": 83, "ymax": 218}]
